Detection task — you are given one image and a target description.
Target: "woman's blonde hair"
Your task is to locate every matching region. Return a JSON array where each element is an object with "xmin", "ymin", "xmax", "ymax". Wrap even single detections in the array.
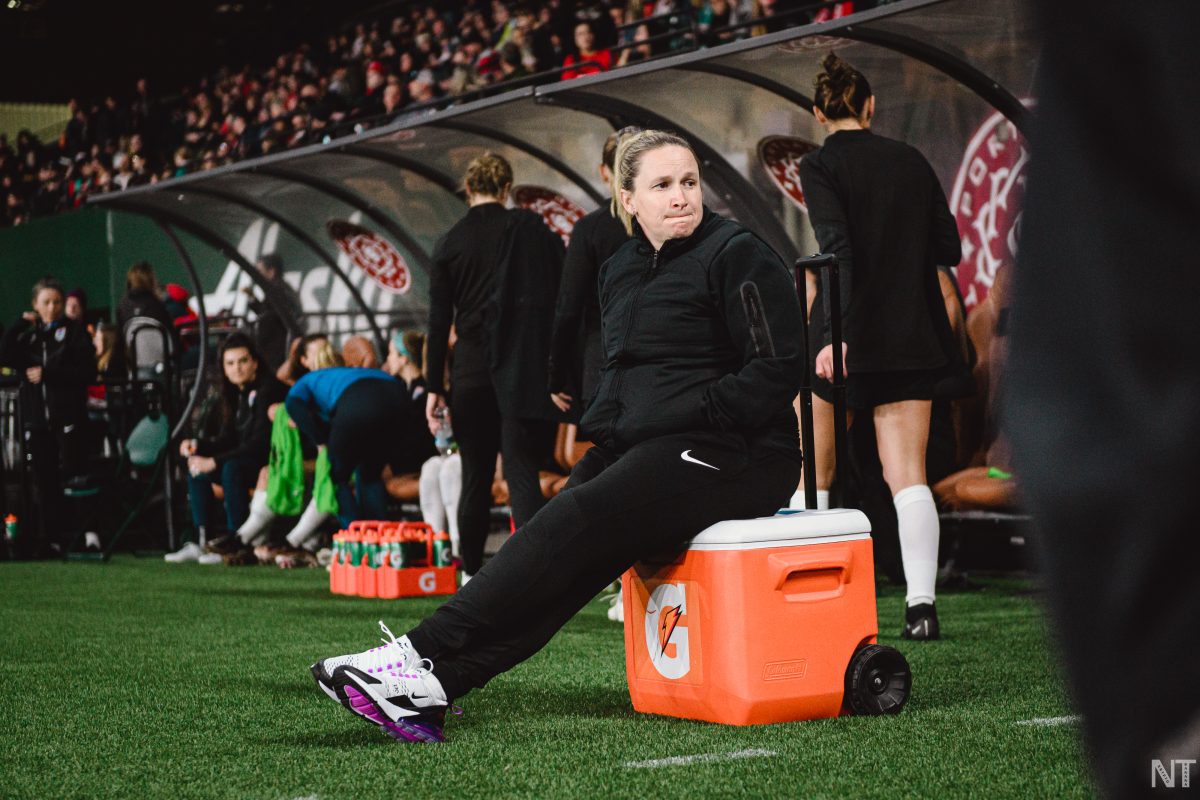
[
  {"xmin": 463, "ymin": 152, "xmax": 514, "ymax": 199},
  {"xmin": 309, "ymin": 340, "xmax": 341, "ymax": 370},
  {"xmin": 610, "ymin": 129, "xmax": 699, "ymax": 236}
]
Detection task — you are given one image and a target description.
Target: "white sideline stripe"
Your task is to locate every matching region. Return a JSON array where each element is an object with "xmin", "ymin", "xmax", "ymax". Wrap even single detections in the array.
[
  {"xmin": 623, "ymin": 748, "xmax": 777, "ymax": 769},
  {"xmin": 1015, "ymin": 715, "xmax": 1080, "ymax": 727}
]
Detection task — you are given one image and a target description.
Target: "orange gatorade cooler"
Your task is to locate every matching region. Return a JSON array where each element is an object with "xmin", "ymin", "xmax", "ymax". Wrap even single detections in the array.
[{"xmin": 623, "ymin": 509, "xmax": 911, "ymax": 725}]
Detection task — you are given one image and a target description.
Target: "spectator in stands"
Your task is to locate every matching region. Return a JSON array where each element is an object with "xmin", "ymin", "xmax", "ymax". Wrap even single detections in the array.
[
  {"xmin": 175, "ymin": 332, "xmax": 287, "ymax": 564},
  {"xmin": 308, "ymin": 129, "xmax": 804, "ymax": 744},
  {"xmin": 562, "ymin": 20, "xmax": 612, "ymax": 79},
  {"xmin": 797, "ymin": 54, "xmax": 961, "ymax": 641},
  {"xmin": 244, "ymin": 253, "xmax": 304, "ymax": 372},
  {"xmin": 548, "ymin": 126, "xmax": 636, "ymax": 419},
  {"xmin": 617, "ymin": 24, "xmax": 653, "ymax": 66},
  {"xmin": 0, "ymin": 277, "xmax": 96, "ymax": 557},
  {"xmin": 424, "ymin": 152, "xmax": 564, "ymax": 582},
  {"xmin": 117, "ymin": 261, "xmax": 174, "ymax": 334}
]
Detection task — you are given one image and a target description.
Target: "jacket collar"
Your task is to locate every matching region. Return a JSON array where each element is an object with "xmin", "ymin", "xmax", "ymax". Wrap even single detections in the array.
[{"xmin": 632, "ymin": 205, "xmax": 720, "ymax": 261}]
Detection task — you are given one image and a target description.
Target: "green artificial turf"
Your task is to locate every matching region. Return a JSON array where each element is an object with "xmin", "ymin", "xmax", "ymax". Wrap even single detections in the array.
[{"xmin": 0, "ymin": 559, "xmax": 1092, "ymax": 799}]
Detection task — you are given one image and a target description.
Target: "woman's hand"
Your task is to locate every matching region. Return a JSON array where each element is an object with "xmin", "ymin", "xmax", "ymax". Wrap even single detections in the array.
[
  {"xmin": 815, "ymin": 343, "xmax": 849, "ymax": 381},
  {"xmin": 25, "ymin": 367, "xmax": 42, "ymax": 385},
  {"xmin": 550, "ymin": 392, "xmax": 573, "ymax": 413},
  {"xmin": 179, "ymin": 438, "xmax": 198, "ymax": 457},
  {"xmin": 187, "ymin": 455, "xmax": 217, "ymax": 476},
  {"xmin": 21, "ymin": 311, "xmax": 38, "ymax": 324},
  {"xmin": 426, "ymin": 392, "xmax": 449, "ymax": 435}
]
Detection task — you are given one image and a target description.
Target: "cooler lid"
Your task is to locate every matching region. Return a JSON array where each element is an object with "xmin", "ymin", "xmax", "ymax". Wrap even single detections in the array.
[{"xmin": 688, "ymin": 509, "xmax": 871, "ymax": 547}]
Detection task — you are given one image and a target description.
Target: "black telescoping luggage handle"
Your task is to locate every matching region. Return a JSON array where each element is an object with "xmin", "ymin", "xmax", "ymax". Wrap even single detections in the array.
[{"xmin": 793, "ymin": 253, "xmax": 848, "ymax": 510}]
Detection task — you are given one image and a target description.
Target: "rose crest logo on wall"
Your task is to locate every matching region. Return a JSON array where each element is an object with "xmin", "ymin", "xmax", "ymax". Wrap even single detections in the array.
[
  {"xmin": 758, "ymin": 136, "xmax": 820, "ymax": 213},
  {"xmin": 511, "ymin": 185, "xmax": 586, "ymax": 246},
  {"xmin": 326, "ymin": 220, "xmax": 411, "ymax": 295},
  {"xmin": 949, "ymin": 108, "xmax": 1030, "ymax": 313}
]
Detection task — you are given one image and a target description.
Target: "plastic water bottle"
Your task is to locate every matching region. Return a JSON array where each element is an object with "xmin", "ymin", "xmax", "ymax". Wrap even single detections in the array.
[
  {"xmin": 432, "ymin": 530, "xmax": 452, "ymax": 567},
  {"xmin": 434, "ymin": 409, "xmax": 456, "ymax": 457},
  {"xmin": 4, "ymin": 514, "xmax": 17, "ymax": 558}
]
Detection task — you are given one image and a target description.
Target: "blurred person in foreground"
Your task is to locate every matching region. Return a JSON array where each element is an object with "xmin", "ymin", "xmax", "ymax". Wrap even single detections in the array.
[{"xmin": 1005, "ymin": 3, "xmax": 1200, "ymax": 797}]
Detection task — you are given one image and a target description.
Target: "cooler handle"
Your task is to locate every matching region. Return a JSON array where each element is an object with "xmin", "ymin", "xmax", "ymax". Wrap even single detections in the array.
[{"xmin": 769, "ymin": 546, "xmax": 855, "ymax": 603}]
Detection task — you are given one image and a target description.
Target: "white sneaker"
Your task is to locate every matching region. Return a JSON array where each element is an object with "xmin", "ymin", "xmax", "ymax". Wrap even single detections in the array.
[
  {"xmin": 330, "ymin": 661, "xmax": 450, "ymax": 743},
  {"xmin": 334, "ymin": 661, "xmax": 447, "ymax": 721},
  {"xmin": 309, "ymin": 621, "xmax": 419, "ymax": 702},
  {"xmin": 197, "ymin": 552, "xmax": 224, "ymax": 565},
  {"xmin": 164, "ymin": 541, "xmax": 204, "ymax": 563}
]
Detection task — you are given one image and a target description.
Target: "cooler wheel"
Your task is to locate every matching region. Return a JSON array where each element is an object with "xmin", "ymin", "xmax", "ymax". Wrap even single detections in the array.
[{"xmin": 845, "ymin": 644, "xmax": 911, "ymax": 716}]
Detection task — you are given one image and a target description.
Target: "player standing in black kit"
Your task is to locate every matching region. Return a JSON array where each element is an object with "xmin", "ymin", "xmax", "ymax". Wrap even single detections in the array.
[
  {"xmin": 547, "ymin": 126, "xmax": 637, "ymax": 418},
  {"xmin": 309, "ymin": 130, "xmax": 804, "ymax": 744},
  {"xmin": 799, "ymin": 54, "xmax": 962, "ymax": 640},
  {"xmin": 422, "ymin": 153, "xmax": 565, "ymax": 582}
]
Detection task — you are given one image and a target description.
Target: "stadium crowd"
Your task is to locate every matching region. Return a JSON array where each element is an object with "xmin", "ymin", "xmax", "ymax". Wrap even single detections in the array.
[{"xmin": 0, "ymin": 0, "xmax": 870, "ymax": 228}]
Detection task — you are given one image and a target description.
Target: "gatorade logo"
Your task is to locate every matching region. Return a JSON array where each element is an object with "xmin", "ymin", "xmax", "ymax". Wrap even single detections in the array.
[
  {"xmin": 418, "ymin": 571, "xmax": 437, "ymax": 593},
  {"xmin": 644, "ymin": 583, "xmax": 690, "ymax": 680}
]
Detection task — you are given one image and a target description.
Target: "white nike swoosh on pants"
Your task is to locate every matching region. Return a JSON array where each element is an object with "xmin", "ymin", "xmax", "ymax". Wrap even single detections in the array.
[{"xmin": 680, "ymin": 450, "xmax": 719, "ymax": 471}]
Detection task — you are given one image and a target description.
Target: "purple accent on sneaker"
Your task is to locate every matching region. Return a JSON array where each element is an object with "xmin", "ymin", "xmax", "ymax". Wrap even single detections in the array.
[
  {"xmin": 382, "ymin": 718, "xmax": 445, "ymax": 744},
  {"xmin": 344, "ymin": 685, "xmax": 388, "ymax": 725}
]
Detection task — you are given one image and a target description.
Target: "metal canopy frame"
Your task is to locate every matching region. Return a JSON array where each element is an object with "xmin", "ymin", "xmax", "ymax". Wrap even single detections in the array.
[
  {"xmin": 835, "ymin": 24, "xmax": 1032, "ymax": 135},
  {"xmin": 182, "ymin": 183, "xmax": 388, "ymax": 354},
  {"xmin": 338, "ymin": 145, "xmax": 464, "ymax": 198},
  {"xmin": 431, "ymin": 120, "xmax": 607, "ymax": 206},
  {"xmin": 677, "ymin": 62, "xmax": 817, "ymax": 113},
  {"xmin": 253, "ymin": 165, "xmax": 433, "ymax": 273}
]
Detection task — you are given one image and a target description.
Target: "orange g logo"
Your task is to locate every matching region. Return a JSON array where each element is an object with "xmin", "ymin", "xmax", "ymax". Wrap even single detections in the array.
[{"xmin": 644, "ymin": 582, "xmax": 690, "ymax": 680}]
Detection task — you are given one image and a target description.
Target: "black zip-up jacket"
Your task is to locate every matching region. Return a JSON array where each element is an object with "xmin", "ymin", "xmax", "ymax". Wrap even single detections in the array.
[
  {"xmin": 0, "ymin": 315, "xmax": 94, "ymax": 432},
  {"xmin": 547, "ymin": 206, "xmax": 630, "ymax": 404},
  {"xmin": 425, "ymin": 202, "xmax": 565, "ymax": 420},
  {"xmin": 196, "ymin": 371, "xmax": 287, "ymax": 468},
  {"xmin": 579, "ymin": 208, "xmax": 804, "ymax": 456},
  {"xmin": 799, "ymin": 129, "xmax": 962, "ymax": 372}
]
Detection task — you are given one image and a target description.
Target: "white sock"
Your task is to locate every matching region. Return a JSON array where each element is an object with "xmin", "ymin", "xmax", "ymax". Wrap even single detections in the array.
[
  {"xmin": 238, "ymin": 490, "xmax": 276, "ymax": 544},
  {"xmin": 441, "ymin": 454, "xmax": 463, "ymax": 558},
  {"xmin": 419, "ymin": 457, "xmax": 446, "ymax": 533},
  {"xmin": 286, "ymin": 498, "xmax": 329, "ymax": 550},
  {"xmin": 788, "ymin": 489, "xmax": 830, "ymax": 510},
  {"xmin": 894, "ymin": 484, "xmax": 939, "ymax": 606}
]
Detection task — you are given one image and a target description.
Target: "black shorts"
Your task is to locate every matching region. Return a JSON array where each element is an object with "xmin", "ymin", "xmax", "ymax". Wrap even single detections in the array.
[{"xmin": 813, "ymin": 368, "xmax": 941, "ymax": 411}]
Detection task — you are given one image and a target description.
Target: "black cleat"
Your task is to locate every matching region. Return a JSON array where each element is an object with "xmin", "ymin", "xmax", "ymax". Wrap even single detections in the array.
[{"xmin": 901, "ymin": 603, "xmax": 940, "ymax": 641}]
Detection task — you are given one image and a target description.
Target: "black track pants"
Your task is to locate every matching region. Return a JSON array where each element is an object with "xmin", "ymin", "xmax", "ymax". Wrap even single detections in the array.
[
  {"xmin": 451, "ymin": 383, "xmax": 556, "ymax": 575},
  {"xmin": 405, "ymin": 429, "xmax": 801, "ymax": 699}
]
